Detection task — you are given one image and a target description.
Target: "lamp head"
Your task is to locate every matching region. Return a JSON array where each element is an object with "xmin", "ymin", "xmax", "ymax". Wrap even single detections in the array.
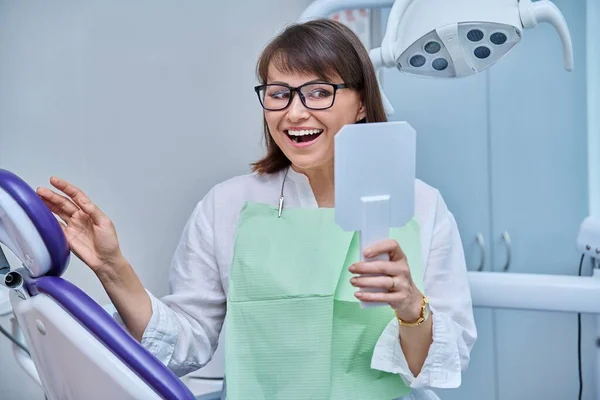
[
  {"xmin": 375, "ymin": 0, "xmax": 573, "ymax": 79},
  {"xmin": 395, "ymin": 22, "xmax": 522, "ymax": 78}
]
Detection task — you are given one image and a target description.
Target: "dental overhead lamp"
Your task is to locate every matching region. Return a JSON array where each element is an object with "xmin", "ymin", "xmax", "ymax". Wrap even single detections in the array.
[{"xmin": 300, "ymin": 0, "xmax": 574, "ymax": 115}]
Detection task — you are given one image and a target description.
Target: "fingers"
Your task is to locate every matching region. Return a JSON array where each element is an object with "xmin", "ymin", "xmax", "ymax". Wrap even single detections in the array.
[
  {"xmin": 349, "ymin": 245, "xmax": 413, "ymax": 307},
  {"xmin": 37, "ymin": 200, "xmax": 68, "ymax": 233},
  {"xmin": 49, "ymin": 176, "xmax": 88, "ymax": 208},
  {"xmin": 41, "ymin": 198, "xmax": 69, "ymax": 222},
  {"xmin": 354, "ymin": 290, "xmax": 408, "ymax": 304},
  {"xmin": 48, "ymin": 177, "xmax": 108, "ymax": 226},
  {"xmin": 36, "ymin": 187, "xmax": 79, "ymax": 221},
  {"xmin": 349, "ymin": 260, "xmax": 408, "ymax": 277},
  {"xmin": 363, "ymin": 239, "xmax": 406, "ymax": 262},
  {"xmin": 351, "ymin": 275, "xmax": 400, "ymax": 290}
]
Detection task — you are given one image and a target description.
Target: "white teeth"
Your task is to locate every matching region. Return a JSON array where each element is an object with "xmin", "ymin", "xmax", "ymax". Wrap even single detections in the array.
[{"xmin": 287, "ymin": 129, "xmax": 323, "ymax": 136}]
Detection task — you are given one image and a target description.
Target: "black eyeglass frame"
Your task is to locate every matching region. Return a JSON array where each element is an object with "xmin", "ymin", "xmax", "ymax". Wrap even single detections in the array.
[{"xmin": 253, "ymin": 82, "xmax": 351, "ymax": 111}]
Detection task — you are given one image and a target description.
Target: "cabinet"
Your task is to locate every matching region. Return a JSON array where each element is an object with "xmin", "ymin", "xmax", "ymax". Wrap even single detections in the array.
[
  {"xmin": 382, "ymin": 61, "xmax": 499, "ymax": 400},
  {"xmin": 380, "ymin": 0, "xmax": 590, "ymax": 398}
]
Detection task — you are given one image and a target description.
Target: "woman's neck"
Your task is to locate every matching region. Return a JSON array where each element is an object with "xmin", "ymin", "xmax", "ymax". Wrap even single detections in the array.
[{"xmin": 292, "ymin": 163, "xmax": 335, "ymax": 208}]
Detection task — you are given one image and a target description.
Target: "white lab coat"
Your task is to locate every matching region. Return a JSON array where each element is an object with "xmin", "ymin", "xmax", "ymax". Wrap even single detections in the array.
[{"xmin": 109, "ymin": 167, "xmax": 477, "ymax": 400}]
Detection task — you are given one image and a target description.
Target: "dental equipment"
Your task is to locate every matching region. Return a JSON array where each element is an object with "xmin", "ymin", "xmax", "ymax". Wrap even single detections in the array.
[
  {"xmin": 0, "ymin": 169, "xmax": 196, "ymax": 400},
  {"xmin": 300, "ymin": 0, "xmax": 573, "ymax": 115}
]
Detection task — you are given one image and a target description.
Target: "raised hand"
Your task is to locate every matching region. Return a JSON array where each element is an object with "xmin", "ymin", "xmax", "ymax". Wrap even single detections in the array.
[{"xmin": 36, "ymin": 177, "xmax": 125, "ymax": 274}]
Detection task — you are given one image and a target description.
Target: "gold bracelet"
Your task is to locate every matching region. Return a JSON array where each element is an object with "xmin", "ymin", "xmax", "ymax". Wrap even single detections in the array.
[{"xmin": 395, "ymin": 296, "xmax": 430, "ymax": 327}]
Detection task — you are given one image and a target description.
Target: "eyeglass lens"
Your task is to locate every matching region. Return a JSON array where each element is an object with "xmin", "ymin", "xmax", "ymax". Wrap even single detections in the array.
[{"xmin": 259, "ymin": 84, "xmax": 336, "ymax": 110}]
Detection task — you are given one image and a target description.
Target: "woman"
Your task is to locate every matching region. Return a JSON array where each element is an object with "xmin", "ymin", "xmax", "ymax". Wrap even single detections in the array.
[{"xmin": 37, "ymin": 19, "xmax": 476, "ymax": 400}]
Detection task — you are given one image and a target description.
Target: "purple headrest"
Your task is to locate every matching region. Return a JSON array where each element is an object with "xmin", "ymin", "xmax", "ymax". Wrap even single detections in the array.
[{"xmin": 0, "ymin": 169, "xmax": 70, "ymax": 277}]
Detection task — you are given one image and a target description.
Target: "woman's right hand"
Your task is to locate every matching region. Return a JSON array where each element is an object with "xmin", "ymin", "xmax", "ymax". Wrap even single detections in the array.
[
  {"xmin": 36, "ymin": 177, "xmax": 125, "ymax": 275},
  {"xmin": 38, "ymin": 177, "xmax": 151, "ymax": 341}
]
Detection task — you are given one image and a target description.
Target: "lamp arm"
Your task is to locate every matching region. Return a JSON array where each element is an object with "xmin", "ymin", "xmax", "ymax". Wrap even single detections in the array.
[
  {"xmin": 519, "ymin": 0, "xmax": 573, "ymax": 71},
  {"xmin": 380, "ymin": 0, "xmax": 414, "ymax": 65},
  {"xmin": 369, "ymin": 48, "xmax": 395, "ymax": 116}
]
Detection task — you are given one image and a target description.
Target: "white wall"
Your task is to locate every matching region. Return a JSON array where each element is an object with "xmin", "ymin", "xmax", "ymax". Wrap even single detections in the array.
[{"xmin": 0, "ymin": 1, "xmax": 312, "ymax": 399}]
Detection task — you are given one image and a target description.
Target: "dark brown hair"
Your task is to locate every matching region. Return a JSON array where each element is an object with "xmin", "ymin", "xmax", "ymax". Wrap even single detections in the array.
[{"xmin": 250, "ymin": 18, "xmax": 388, "ymax": 174}]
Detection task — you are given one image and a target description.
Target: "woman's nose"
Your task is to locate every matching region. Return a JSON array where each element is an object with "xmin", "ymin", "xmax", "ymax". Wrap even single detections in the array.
[{"xmin": 286, "ymin": 94, "xmax": 310, "ymax": 121}]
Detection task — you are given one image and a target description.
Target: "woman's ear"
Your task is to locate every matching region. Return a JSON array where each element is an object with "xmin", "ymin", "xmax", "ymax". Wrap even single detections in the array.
[{"xmin": 357, "ymin": 103, "xmax": 367, "ymax": 122}]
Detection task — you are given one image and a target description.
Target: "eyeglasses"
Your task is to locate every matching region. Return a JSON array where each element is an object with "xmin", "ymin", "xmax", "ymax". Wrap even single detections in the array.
[{"xmin": 254, "ymin": 82, "xmax": 350, "ymax": 111}]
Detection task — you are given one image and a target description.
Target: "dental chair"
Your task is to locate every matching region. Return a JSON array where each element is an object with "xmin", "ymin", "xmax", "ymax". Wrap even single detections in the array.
[{"xmin": 0, "ymin": 168, "xmax": 205, "ymax": 400}]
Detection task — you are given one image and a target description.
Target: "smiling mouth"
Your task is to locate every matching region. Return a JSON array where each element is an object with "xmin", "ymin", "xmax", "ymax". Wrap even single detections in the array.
[{"xmin": 286, "ymin": 129, "xmax": 324, "ymax": 143}]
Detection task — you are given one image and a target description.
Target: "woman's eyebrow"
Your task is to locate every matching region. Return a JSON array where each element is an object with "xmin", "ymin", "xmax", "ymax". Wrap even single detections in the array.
[{"xmin": 267, "ymin": 79, "xmax": 328, "ymax": 86}]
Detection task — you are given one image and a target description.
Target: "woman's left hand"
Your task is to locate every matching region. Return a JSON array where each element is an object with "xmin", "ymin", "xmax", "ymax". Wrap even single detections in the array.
[{"xmin": 349, "ymin": 239, "xmax": 423, "ymax": 322}]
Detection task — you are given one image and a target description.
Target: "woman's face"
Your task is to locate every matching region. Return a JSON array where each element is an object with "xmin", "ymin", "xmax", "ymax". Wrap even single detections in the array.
[{"xmin": 263, "ymin": 64, "xmax": 366, "ymax": 173}]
